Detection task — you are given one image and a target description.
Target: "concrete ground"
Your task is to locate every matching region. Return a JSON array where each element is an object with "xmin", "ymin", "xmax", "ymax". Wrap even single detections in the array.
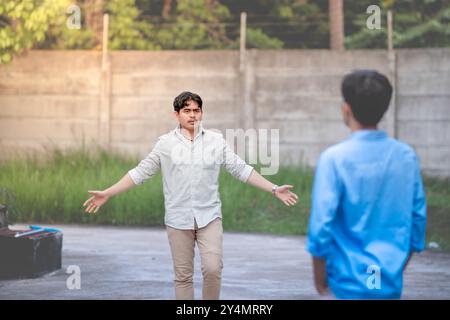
[{"xmin": 0, "ymin": 224, "xmax": 449, "ymax": 300}]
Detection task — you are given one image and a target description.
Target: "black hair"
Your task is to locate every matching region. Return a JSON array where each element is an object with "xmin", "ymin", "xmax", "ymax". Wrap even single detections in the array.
[
  {"xmin": 341, "ymin": 70, "xmax": 393, "ymax": 126},
  {"xmin": 173, "ymin": 91, "xmax": 203, "ymax": 112}
]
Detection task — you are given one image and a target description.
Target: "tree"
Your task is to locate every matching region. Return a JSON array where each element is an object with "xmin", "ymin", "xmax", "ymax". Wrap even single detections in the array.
[
  {"xmin": 38, "ymin": 0, "xmax": 98, "ymax": 50},
  {"xmin": 4, "ymin": 0, "xmax": 445, "ymax": 55},
  {"xmin": 345, "ymin": 0, "xmax": 450, "ymax": 49},
  {"xmin": 162, "ymin": 0, "xmax": 172, "ymax": 19},
  {"xmin": 246, "ymin": 27, "xmax": 283, "ymax": 49},
  {"xmin": 107, "ymin": 0, "xmax": 160, "ymax": 50},
  {"xmin": 136, "ymin": 0, "xmax": 286, "ymax": 49},
  {"xmin": 84, "ymin": 0, "xmax": 104, "ymax": 45},
  {"xmin": 392, "ymin": 0, "xmax": 450, "ymax": 48},
  {"xmin": 156, "ymin": 0, "xmax": 233, "ymax": 49},
  {"xmin": 222, "ymin": 0, "xmax": 328, "ymax": 49},
  {"xmin": 329, "ymin": 0, "xmax": 344, "ymax": 50},
  {"xmin": 0, "ymin": 0, "xmax": 70, "ymax": 64},
  {"xmin": 41, "ymin": 0, "xmax": 159, "ymax": 50}
]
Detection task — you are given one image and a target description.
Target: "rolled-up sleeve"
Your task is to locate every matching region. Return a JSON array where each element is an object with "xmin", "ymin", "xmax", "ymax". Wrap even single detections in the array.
[
  {"xmin": 307, "ymin": 151, "xmax": 341, "ymax": 258},
  {"xmin": 128, "ymin": 140, "xmax": 162, "ymax": 185},
  {"xmin": 410, "ymin": 155, "xmax": 427, "ymax": 252},
  {"xmin": 220, "ymin": 138, "xmax": 253, "ymax": 182}
]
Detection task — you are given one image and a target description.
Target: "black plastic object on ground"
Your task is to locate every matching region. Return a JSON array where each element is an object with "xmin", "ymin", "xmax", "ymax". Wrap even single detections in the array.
[
  {"xmin": 0, "ymin": 205, "xmax": 63, "ymax": 279},
  {"xmin": 0, "ymin": 204, "xmax": 7, "ymax": 229}
]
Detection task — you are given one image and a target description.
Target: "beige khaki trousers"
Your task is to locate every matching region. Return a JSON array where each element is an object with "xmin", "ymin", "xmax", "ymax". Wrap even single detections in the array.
[{"xmin": 166, "ymin": 217, "xmax": 223, "ymax": 300}]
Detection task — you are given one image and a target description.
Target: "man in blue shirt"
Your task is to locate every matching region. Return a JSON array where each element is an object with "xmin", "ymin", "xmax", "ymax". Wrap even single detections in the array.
[{"xmin": 307, "ymin": 70, "xmax": 427, "ymax": 299}]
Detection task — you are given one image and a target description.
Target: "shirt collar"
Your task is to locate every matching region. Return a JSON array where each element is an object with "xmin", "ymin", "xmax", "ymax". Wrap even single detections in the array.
[
  {"xmin": 350, "ymin": 129, "xmax": 387, "ymax": 140},
  {"xmin": 174, "ymin": 122, "xmax": 205, "ymax": 141}
]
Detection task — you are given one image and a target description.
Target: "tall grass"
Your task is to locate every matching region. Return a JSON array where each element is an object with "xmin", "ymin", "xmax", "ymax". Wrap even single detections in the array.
[
  {"xmin": 423, "ymin": 176, "xmax": 450, "ymax": 250},
  {"xmin": 0, "ymin": 147, "xmax": 165, "ymax": 226},
  {"xmin": 0, "ymin": 147, "xmax": 449, "ymax": 249},
  {"xmin": 0, "ymin": 147, "xmax": 310, "ymax": 232}
]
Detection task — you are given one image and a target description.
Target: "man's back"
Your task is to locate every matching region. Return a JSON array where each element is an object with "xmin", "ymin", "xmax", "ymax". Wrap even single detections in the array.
[{"xmin": 307, "ymin": 130, "xmax": 427, "ymax": 299}]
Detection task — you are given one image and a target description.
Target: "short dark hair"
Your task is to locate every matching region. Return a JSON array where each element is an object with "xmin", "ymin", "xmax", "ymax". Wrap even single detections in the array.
[
  {"xmin": 341, "ymin": 70, "xmax": 393, "ymax": 126},
  {"xmin": 173, "ymin": 91, "xmax": 203, "ymax": 112}
]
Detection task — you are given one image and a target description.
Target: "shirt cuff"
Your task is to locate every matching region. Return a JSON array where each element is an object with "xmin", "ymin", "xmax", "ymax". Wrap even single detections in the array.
[
  {"xmin": 410, "ymin": 241, "xmax": 425, "ymax": 253},
  {"xmin": 239, "ymin": 165, "xmax": 254, "ymax": 182},
  {"xmin": 307, "ymin": 240, "xmax": 329, "ymax": 258},
  {"xmin": 128, "ymin": 169, "xmax": 142, "ymax": 185}
]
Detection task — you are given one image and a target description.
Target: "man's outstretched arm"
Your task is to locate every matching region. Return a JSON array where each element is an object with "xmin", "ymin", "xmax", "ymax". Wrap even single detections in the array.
[
  {"xmin": 83, "ymin": 173, "xmax": 136, "ymax": 214},
  {"xmin": 246, "ymin": 169, "xmax": 298, "ymax": 206},
  {"xmin": 220, "ymin": 138, "xmax": 298, "ymax": 206},
  {"xmin": 83, "ymin": 139, "xmax": 162, "ymax": 214}
]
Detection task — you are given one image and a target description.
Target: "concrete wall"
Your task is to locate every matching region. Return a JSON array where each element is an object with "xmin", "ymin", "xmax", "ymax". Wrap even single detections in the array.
[
  {"xmin": 396, "ymin": 49, "xmax": 450, "ymax": 177},
  {"xmin": 1, "ymin": 49, "xmax": 449, "ymax": 177}
]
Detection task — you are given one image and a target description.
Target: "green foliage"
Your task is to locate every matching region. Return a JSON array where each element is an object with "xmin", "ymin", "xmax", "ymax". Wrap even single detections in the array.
[
  {"xmin": 38, "ymin": 6, "xmax": 97, "ymax": 50},
  {"xmin": 274, "ymin": 0, "xmax": 329, "ymax": 48},
  {"xmin": 155, "ymin": 0, "xmax": 233, "ymax": 49},
  {"xmin": 345, "ymin": 0, "xmax": 450, "ymax": 49},
  {"xmin": 0, "ymin": 0, "xmax": 70, "ymax": 64},
  {"xmin": 394, "ymin": 3, "xmax": 450, "ymax": 48},
  {"xmin": 1, "ymin": 0, "xmax": 449, "ymax": 59},
  {"xmin": 246, "ymin": 27, "xmax": 283, "ymax": 49},
  {"xmin": 107, "ymin": 0, "xmax": 160, "ymax": 50},
  {"xmin": 222, "ymin": 0, "xmax": 328, "ymax": 49},
  {"xmin": 40, "ymin": 0, "xmax": 160, "ymax": 50},
  {"xmin": 1, "ymin": 0, "xmax": 284, "ymax": 53}
]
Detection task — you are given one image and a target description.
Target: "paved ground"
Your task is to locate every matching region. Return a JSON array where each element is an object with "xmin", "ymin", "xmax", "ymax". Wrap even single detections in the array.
[{"xmin": 1, "ymin": 224, "xmax": 449, "ymax": 300}]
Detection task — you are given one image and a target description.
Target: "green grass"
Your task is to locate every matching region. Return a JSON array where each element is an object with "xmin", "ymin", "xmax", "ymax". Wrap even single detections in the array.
[
  {"xmin": 423, "ymin": 177, "xmax": 450, "ymax": 251},
  {"xmin": 0, "ymin": 147, "xmax": 449, "ymax": 250}
]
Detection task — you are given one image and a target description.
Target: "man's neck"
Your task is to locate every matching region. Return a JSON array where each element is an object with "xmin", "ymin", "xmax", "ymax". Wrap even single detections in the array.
[
  {"xmin": 180, "ymin": 126, "xmax": 195, "ymax": 140},
  {"xmin": 349, "ymin": 121, "xmax": 377, "ymax": 132}
]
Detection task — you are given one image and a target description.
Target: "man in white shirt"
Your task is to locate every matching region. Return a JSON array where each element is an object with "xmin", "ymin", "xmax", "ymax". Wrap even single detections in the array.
[{"xmin": 83, "ymin": 91, "xmax": 298, "ymax": 300}]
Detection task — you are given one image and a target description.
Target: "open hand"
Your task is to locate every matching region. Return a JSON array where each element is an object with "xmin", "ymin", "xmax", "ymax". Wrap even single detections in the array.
[
  {"xmin": 83, "ymin": 190, "xmax": 109, "ymax": 214},
  {"xmin": 275, "ymin": 185, "xmax": 299, "ymax": 207}
]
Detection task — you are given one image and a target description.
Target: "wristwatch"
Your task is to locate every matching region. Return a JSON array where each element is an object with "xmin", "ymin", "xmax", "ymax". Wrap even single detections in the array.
[{"xmin": 271, "ymin": 184, "xmax": 279, "ymax": 195}]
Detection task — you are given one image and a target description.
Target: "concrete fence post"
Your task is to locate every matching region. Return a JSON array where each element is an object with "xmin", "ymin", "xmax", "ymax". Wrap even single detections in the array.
[
  {"xmin": 240, "ymin": 12, "xmax": 247, "ymax": 72},
  {"xmin": 386, "ymin": 10, "xmax": 398, "ymax": 138},
  {"xmin": 238, "ymin": 50, "xmax": 256, "ymax": 131},
  {"xmin": 238, "ymin": 11, "xmax": 256, "ymax": 131},
  {"xmin": 99, "ymin": 13, "xmax": 111, "ymax": 149}
]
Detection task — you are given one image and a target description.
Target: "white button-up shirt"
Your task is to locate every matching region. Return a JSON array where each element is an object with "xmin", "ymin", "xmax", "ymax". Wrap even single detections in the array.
[{"xmin": 128, "ymin": 124, "xmax": 254, "ymax": 230}]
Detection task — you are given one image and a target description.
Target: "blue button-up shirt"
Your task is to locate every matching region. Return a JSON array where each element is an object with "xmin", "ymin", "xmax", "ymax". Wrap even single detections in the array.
[{"xmin": 307, "ymin": 130, "xmax": 427, "ymax": 299}]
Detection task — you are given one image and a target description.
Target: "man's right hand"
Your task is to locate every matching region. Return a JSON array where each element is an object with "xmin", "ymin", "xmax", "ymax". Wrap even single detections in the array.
[{"xmin": 83, "ymin": 190, "xmax": 110, "ymax": 214}]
